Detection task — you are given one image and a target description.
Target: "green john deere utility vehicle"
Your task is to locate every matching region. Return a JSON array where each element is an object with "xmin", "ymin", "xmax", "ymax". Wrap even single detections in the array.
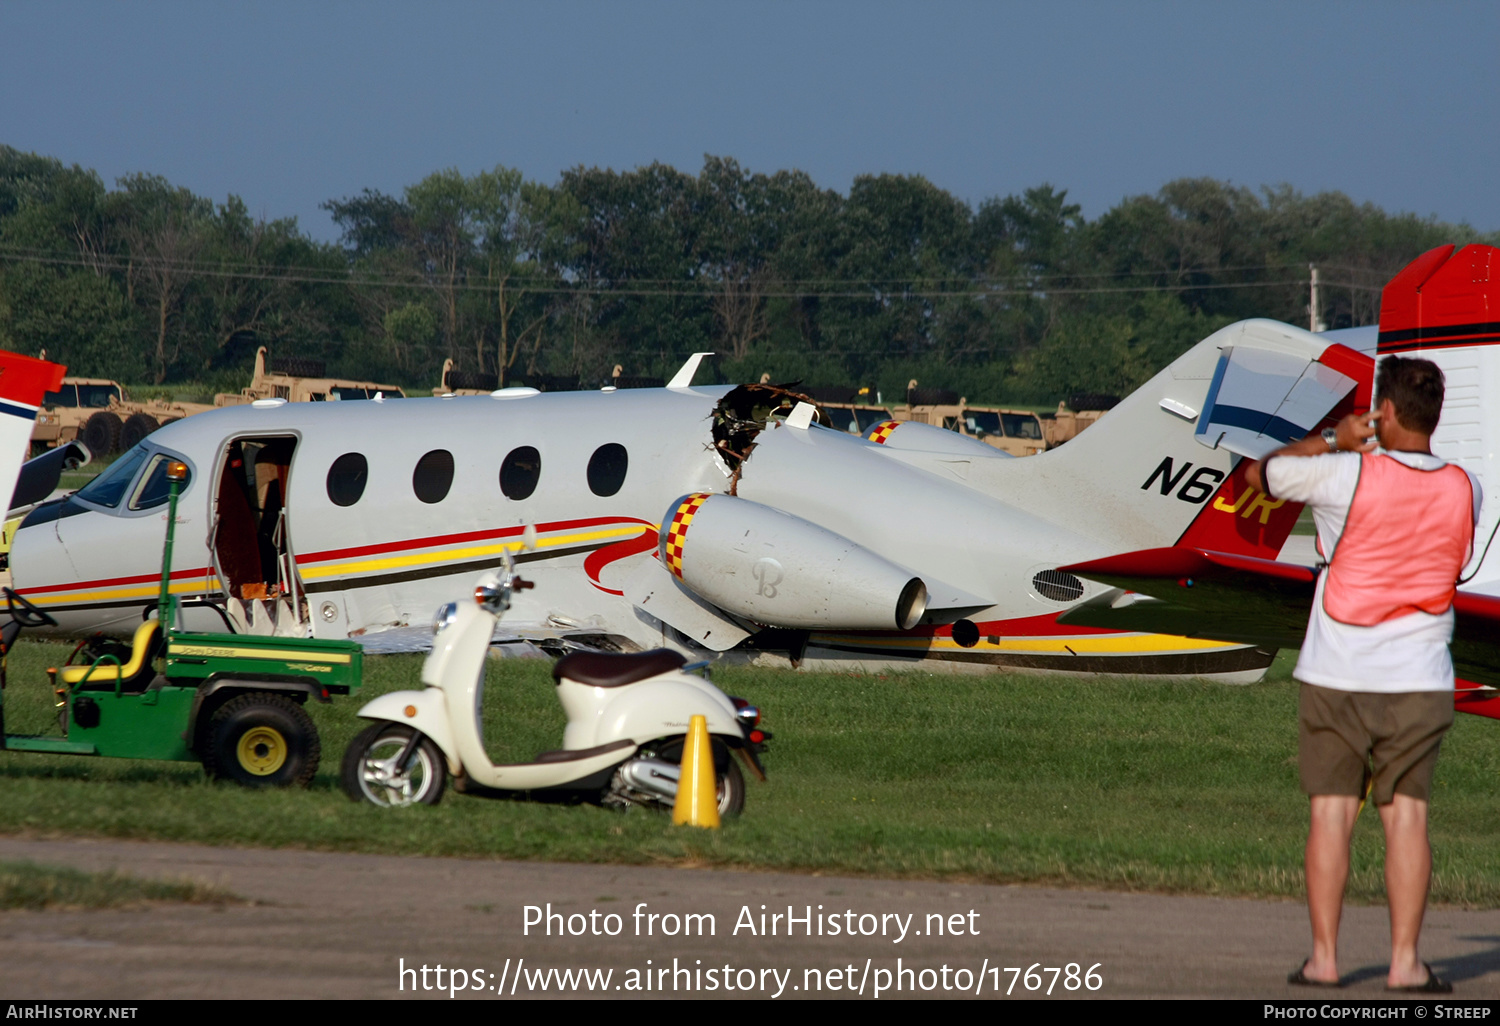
[{"xmin": 0, "ymin": 460, "xmax": 362, "ymax": 786}]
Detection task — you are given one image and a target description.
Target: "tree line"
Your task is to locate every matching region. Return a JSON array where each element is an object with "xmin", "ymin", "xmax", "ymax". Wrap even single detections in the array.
[{"xmin": 0, "ymin": 145, "xmax": 1491, "ymax": 405}]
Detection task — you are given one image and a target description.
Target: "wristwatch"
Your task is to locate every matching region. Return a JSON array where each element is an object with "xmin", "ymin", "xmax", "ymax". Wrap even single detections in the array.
[{"xmin": 1321, "ymin": 427, "xmax": 1339, "ymax": 453}]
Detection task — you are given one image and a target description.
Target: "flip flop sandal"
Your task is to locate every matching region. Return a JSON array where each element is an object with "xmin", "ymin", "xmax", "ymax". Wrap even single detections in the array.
[
  {"xmin": 1288, "ymin": 959, "xmax": 1343, "ymax": 988},
  {"xmin": 1386, "ymin": 963, "xmax": 1452, "ymax": 994}
]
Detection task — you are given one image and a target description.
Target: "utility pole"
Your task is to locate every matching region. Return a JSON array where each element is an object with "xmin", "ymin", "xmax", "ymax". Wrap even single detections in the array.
[{"xmin": 1309, "ymin": 264, "xmax": 1322, "ymax": 333}]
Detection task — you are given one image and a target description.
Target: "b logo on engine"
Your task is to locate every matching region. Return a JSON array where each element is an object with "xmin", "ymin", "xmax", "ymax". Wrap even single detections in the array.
[{"xmin": 752, "ymin": 558, "xmax": 784, "ymax": 598}]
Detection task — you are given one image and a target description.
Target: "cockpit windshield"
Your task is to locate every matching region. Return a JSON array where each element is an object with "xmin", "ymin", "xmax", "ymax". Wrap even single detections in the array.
[
  {"xmin": 130, "ymin": 453, "xmax": 192, "ymax": 510},
  {"xmin": 74, "ymin": 447, "xmax": 149, "ymax": 508},
  {"xmin": 1002, "ymin": 413, "xmax": 1042, "ymax": 440},
  {"xmin": 825, "ymin": 408, "xmax": 858, "ymax": 434},
  {"xmin": 77, "ymin": 384, "xmax": 122, "ymax": 407},
  {"xmin": 964, "ymin": 411, "xmax": 1000, "ymax": 437},
  {"xmin": 326, "ymin": 386, "xmax": 404, "ymax": 401},
  {"xmin": 41, "ymin": 384, "xmax": 121, "ymax": 408},
  {"xmin": 72, "ymin": 446, "xmax": 192, "ymax": 511}
]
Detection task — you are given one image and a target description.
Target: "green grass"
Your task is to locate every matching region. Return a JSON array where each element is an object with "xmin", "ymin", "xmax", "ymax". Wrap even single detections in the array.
[
  {"xmin": 1291, "ymin": 506, "xmax": 1317, "ymax": 536},
  {"xmin": 0, "ymin": 859, "xmax": 241, "ymax": 910},
  {"xmin": 2, "ymin": 643, "xmax": 1499, "ymax": 905}
]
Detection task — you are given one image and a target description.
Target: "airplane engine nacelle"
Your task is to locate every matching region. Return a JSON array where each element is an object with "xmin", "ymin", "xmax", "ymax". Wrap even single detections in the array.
[
  {"xmin": 865, "ymin": 419, "xmax": 1011, "ymax": 458},
  {"xmin": 658, "ymin": 493, "xmax": 928, "ymax": 631}
]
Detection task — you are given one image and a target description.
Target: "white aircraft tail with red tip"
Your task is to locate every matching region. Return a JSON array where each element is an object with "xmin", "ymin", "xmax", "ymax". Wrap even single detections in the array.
[
  {"xmin": 974, "ymin": 318, "xmax": 1372, "ymax": 561},
  {"xmin": 1376, "ymin": 243, "xmax": 1499, "ymax": 593},
  {"xmin": 0, "ymin": 351, "xmax": 68, "ymax": 513}
]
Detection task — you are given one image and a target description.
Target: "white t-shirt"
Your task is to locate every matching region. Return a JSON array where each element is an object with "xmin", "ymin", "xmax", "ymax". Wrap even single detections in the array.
[{"xmin": 1265, "ymin": 449, "xmax": 1483, "ymax": 693}]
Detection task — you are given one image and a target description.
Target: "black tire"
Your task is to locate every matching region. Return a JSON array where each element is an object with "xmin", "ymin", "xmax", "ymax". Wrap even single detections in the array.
[
  {"xmin": 81, "ymin": 412, "xmax": 121, "ymax": 456},
  {"xmin": 530, "ymin": 373, "xmax": 580, "ymax": 392},
  {"xmin": 270, "ymin": 355, "xmax": 326, "ymax": 377},
  {"xmin": 446, "ymin": 369, "xmax": 498, "ymax": 392},
  {"xmin": 805, "ymin": 385, "xmax": 859, "ymax": 404},
  {"xmin": 907, "ymin": 386, "xmax": 960, "ymax": 406},
  {"xmin": 1067, "ymin": 392, "xmax": 1121, "ymax": 412},
  {"xmin": 650, "ymin": 737, "xmax": 747, "ymax": 818},
  {"xmin": 341, "ymin": 723, "xmax": 446, "ymax": 807},
  {"xmin": 119, "ymin": 413, "xmax": 159, "ymax": 450},
  {"xmin": 201, "ymin": 692, "xmax": 320, "ymax": 788}
]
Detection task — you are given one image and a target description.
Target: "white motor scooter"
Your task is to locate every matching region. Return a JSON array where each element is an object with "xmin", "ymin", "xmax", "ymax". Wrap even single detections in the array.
[{"xmin": 341, "ymin": 555, "xmax": 768, "ymax": 814}]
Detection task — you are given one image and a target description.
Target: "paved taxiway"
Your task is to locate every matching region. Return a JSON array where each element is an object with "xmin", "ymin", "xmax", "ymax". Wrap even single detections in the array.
[{"xmin": 1, "ymin": 836, "xmax": 1498, "ymax": 999}]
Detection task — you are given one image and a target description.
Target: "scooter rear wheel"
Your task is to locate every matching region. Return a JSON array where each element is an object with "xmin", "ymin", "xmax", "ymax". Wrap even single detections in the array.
[
  {"xmin": 648, "ymin": 737, "xmax": 746, "ymax": 818},
  {"xmin": 341, "ymin": 723, "xmax": 447, "ymax": 807}
]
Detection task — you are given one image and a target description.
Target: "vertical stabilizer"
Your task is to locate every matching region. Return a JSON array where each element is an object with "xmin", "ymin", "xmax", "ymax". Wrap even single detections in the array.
[
  {"xmin": 1375, "ymin": 244, "xmax": 1500, "ymax": 589},
  {"xmin": 0, "ymin": 350, "xmax": 67, "ymax": 514},
  {"xmin": 977, "ymin": 319, "xmax": 1369, "ymax": 557}
]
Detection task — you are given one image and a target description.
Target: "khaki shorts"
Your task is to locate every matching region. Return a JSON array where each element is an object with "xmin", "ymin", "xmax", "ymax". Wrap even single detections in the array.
[{"xmin": 1298, "ymin": 684, "xmax": 1453, "ymax": 805}]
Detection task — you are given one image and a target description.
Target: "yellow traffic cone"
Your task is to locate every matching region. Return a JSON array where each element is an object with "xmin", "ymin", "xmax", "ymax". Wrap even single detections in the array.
[{"xmin": 672, "ymin": 714, "xmax": 721, "ymax": 828}]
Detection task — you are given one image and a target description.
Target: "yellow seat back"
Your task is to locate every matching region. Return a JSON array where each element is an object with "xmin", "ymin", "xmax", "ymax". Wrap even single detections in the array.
[{"xmin": 59, "ymin": 619, "xmax": 161, "ymax": 686}]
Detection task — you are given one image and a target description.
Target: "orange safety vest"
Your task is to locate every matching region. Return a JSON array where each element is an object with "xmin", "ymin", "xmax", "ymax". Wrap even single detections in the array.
[{"xmin": 1323, "ymin": 452, "xmax": 1475, "ymax": 626}]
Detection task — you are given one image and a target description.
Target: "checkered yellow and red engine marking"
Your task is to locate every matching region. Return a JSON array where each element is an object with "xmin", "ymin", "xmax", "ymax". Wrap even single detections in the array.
[
  {"xmin": 867, "ymin": 420, "xmax": 900, "ymax": 445},
  {"xmin": 662, "ymin": 492, "xmax": 711, "ymax": 579}
]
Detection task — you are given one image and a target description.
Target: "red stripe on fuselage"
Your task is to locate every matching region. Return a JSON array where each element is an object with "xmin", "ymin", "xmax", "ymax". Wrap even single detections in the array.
[
  {"xmin": 15, "ymin": 515, "xmax": 658, "ymax": 597},
  {"xmin": 294, "ymin": 515, "xmax": 656, "ymax": 565},
  {"xmin": 17, "ymin": 567, "xmax": 214, "ymax": 597}
]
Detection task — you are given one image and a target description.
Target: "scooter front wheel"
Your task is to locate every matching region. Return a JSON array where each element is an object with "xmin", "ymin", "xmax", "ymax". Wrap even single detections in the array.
[{"xmin": 341, "ymin": 723, "xmax": 447, "ymax": 807}]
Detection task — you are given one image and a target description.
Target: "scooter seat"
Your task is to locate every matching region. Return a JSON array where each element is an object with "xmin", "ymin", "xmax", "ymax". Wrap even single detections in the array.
[{"xmin": 553, "ymin": 648, "xmax": 686, "ymax": 688}]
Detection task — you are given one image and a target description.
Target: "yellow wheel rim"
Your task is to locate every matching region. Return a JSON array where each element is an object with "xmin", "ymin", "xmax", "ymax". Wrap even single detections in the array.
[{"xmin": 236, "ymin": 726, "xmax": 287, "ymax": 776}]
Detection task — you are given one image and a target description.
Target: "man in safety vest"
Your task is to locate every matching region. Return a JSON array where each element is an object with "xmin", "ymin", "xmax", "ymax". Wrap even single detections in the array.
[{"xmin": 1246, "ymin": 355, "xmax": 1481, "ymax": 993}]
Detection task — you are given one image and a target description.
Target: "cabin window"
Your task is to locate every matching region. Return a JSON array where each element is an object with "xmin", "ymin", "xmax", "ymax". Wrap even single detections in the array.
[
  {"xmin": 587, "ymin": 443, "xmax": 628, "ymax": 497},
  {"xmin": 413, "ymin": 449, "xmax": 455, "ymax": 504},
  {"xmin": 74, "ymin": 446, "xmax": 149, "ymax": 508},
  {"xmin": 326, "ymin": 452, "xmax": 368, "ymax": 507},
  {"xmin": 129, "ymin": 453, "xmax": 192, "ymax": 510},
  {"xmin": 499, "ymin": 446, "xmax": 541, "ymax": 500}
]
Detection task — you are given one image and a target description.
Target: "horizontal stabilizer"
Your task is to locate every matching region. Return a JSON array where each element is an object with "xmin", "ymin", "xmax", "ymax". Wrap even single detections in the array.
[
  {"xmin": 1061, "ymin": 547, "xmax": 1500, "ymax": 692},
  {"xmin": 1453, "ymin": 591, "xmax": 1500, "ymax": 694},
  {"xmin": 1058, "ymin": 547, "xmax": 1315, "ymax": 650}
]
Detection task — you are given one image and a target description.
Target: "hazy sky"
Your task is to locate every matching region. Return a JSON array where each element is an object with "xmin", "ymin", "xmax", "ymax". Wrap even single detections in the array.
[{"xmin": 3, "ymin": 1, "xmax": 1496, "ymax": 241}]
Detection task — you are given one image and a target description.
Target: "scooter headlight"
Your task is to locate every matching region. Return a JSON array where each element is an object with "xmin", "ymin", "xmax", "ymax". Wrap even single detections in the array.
[{"xmin": 432, "ymin": 601, "xmax": 459, "ymax": 635}]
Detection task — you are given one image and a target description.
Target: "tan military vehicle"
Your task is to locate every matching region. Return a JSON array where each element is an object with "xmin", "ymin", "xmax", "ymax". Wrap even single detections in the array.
[
  {"xmin": 896, "ymin": 381, "xmax": 1047, "ymax": 457},
  {"xmin": 1039, "ymin": 393, "xmax": 1120, "ymax": 448},
  {"xmin": 432, "ymin": 358, "xmax": 498, "ymax": 396},
  {"xmin": 32, "ymin": 378, "xmax": 214, "ymax": 457},
  {"xmin": 799, "ymin": 385, "xmax": 894, "ymax": 437},
  {"xmin": 215, "ymin": 347, "xmax": 406, "ymax": 406}
]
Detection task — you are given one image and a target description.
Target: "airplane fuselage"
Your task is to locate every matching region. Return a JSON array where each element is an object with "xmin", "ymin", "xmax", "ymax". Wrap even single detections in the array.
[{"xmin": 12, "ymin": 324, "xmax": 1320, "ymax": 681}]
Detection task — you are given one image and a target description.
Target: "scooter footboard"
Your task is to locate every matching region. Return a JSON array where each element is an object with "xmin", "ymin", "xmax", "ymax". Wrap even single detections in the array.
[{"xmin": 355, "ymin": 689, "xmax": 461, "ymax": 776}]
